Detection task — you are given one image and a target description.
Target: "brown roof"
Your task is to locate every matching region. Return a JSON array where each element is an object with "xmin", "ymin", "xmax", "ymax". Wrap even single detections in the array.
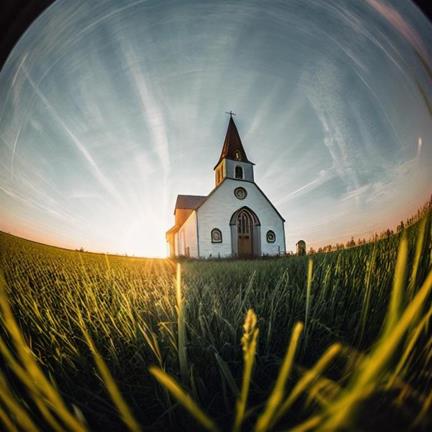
[
  {"xmin": 166, "ymin": 195, "xmax": 208, "ymax": 236},
  {"xmin": 214, "ymin": 117, "xmax": 253, "ymax": 168},
  {"xmin": 175, "ymin": 194, "xmax": 207, "ymax": 211},
  {"xmin": 166, "ymin": 225, "xmax": 179, "ymax": 236}
]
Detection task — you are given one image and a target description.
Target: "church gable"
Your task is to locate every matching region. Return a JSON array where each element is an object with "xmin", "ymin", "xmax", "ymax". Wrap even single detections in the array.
[{"xmin": 196, "ymin": 179, "xmax": 285, "ymax": 258}]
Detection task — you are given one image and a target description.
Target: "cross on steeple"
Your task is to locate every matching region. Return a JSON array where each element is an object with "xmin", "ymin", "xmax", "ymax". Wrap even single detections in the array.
[{"xmin": 225, "ymin": 110, "xmax": 236, "ymax": 118}]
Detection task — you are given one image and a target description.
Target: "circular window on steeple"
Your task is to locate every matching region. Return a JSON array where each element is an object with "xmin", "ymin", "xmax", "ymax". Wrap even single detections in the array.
[
  {"xmin": 234, "ymin": 187, "xmax": 247, "ymax": 200},
  {"xmin": 266, "ymin": 230, "xmax": 276, "ymax": 243}
]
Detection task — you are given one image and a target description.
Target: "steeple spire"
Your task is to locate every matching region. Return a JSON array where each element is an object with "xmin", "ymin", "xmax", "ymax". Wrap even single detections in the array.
[
  {"xmin": 214, "ymin": 115, "xmax": 252, "ymax": 169},
  {"xmin": 214, "ymin": 114, "xmax": 255, "ymax": 187}
]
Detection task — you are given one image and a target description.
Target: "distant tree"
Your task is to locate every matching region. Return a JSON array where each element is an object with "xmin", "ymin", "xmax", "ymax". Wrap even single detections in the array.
[
  {"xmin": 346, "ymin": 236, "xmax": 356, "ymax": 248},
  {"xmin": 79, "ymin": 247, "xmax": 84, "ymax": 252},
  {"xmin": 304, "ymin": 196, "xmax": 431, "ymax": 255}
]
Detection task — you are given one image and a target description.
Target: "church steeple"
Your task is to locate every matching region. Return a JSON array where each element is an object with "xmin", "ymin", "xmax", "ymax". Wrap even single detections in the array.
[{"xmin": 214, "ymin": 114, "xmax": 255, "ymax": 187}]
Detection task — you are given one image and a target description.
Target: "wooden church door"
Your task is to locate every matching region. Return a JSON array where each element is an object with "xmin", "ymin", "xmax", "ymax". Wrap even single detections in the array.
[{"xmin": 237, "ymin": 209, "xmax": 253, "ymax": 257}]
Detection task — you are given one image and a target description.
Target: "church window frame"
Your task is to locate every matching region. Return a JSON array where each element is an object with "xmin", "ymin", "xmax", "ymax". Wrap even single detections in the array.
[
  {"xmin": 235, "ymin": 165, "xmax": 243, "ymax": 179},
  {"xmin": 211, "ymin": 228, "xmax": 223, "ymax": 243},
  {"xmin": 266, "ymin": 230, "xmax": 276, "ymax": 243}
]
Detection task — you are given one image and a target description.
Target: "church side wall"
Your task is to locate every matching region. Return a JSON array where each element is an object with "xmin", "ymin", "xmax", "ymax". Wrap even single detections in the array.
[
  {"xmin": 177, "ymin": 211, "xmax": 198, "ymax": 257},
  {"xmin": 197, "ymin": 179, "xmax": 285, "ymax": 258}
]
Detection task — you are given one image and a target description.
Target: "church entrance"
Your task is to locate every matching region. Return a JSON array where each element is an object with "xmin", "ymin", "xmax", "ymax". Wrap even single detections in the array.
[
  {"xmin": 230, "ymin": 207, "xmax": 261, "ymax": 258},
  {"xmin": 237, "ymin": 208, "xmax": 253, "ymax": 257}
]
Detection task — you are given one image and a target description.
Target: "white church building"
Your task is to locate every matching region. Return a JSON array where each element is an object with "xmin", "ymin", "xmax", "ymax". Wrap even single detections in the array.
[{"xmin": 166, "ymin": 115, "xmax": 286, "ymax": 258}]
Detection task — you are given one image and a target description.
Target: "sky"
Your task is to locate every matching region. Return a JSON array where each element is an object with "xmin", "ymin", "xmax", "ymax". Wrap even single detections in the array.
[{"xmin": 0, "ymin": 0, "xmax": 431, "ymax": 257}]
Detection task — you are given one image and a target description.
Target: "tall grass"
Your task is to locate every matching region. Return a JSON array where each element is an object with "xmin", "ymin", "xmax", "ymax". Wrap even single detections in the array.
[{"xmin": 0, "ymin": 210, "xmax": 431, "ymax": 431}]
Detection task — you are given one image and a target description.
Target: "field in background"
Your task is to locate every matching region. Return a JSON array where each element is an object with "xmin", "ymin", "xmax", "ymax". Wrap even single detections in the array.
[{"xmin": 0, "ymin": 212, "xmax": 431, "ymax": 431}]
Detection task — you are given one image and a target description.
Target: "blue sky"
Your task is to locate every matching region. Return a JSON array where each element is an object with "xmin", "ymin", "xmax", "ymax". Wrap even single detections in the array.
[{"xmin": 0, "ymin": 0, "xmax": 431, "ymax": 256}]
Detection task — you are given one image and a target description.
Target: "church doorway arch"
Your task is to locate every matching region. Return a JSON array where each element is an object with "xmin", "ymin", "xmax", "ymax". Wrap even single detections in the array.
[{"xmin": 230, "ymin": 207, "xmax": 261, "ymax": 257}]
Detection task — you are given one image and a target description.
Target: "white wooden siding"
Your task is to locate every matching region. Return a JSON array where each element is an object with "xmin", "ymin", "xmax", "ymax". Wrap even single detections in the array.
[
  {"xmin": 177, "ymin": 211, "xmax": 199, "ymax": 257},
  {"xmin": 196, "ymin": 179, "xmax": 285, "ymax": 258}
]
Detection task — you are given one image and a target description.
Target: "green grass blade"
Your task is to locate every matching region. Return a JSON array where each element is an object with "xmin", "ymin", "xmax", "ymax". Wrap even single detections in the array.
[
  {"xmin": 255, "ymin": 322, "xmax": 303, "ymax": 432},
  {"xmin": 176, "ymin": 263, "xmax": 188, "ymax": 382},
  {"xmin": 234, "ymin": 309, "xmax": 259, "ymax": 432},
  {"xmin": 83, "ymin": 330, "xmax": 141, "ymax": 432},
  {"xmin": 149, "ymin": 366, "xmax": 219, "ymax": 432}
]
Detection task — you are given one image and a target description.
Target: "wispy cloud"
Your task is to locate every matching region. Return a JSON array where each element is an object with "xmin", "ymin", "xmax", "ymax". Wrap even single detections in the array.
[
  {"xmin": 366, "ymin": 0, "xmax": 430, "ymax": 61},
  {"xmin": 0, "ymin": 185, "xmax": 77, "ymax": 225},
  {"xmin": 278, "ymin": 169, "xmax": 337, "ymax": 203},
  {"xmin": 21, "ymin": 67, "xmax": 126, "ymax": 208},
  {"xmin": 303, "ymin": 60, "xmax": 362, "ymax": 192}
]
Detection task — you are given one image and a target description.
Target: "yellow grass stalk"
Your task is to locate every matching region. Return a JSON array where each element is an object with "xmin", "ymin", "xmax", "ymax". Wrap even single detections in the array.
[
  {"xmin": 0, "ymin": 405, "xmax": 18, "ymax": 432},
  {"xmin": 318, "ymin": 268, "xmax": 432, "ymax": 431},
  {"xmin": 408, "ymin": 217, "xmax": 426, "ymax": 299},
  {"xmin": 305, "ymin": 371, "xmax": 342, "ymax": 408},
  {"xmin": 176, "ymin": 263, "xmax": 188, "ymax": 382},
  {"xmin": 384, "ymin": 234, "xmax": 408, "ymax": 335},
  {"xmin": 304, "ymin": 260, "xmax": 313, "ymax": 338},
  {"xmin": 0, "ymin": 275, "xmax": 86, "ymax": 432},
  {"xmin": 255, "ymin": 322, "xmax": 304, "ymax": 432},
  {"xmin": 0, "ymin": 338, "xmax": 65, "ymax": 432},
  {"xmin": 149, "ymin": 366, "xmax": 219, "ymax": 432},
  {"xmin": 234, "ymin": 309, "xmax": 259, "ymax": 432},
  {"xmin": 290, "ymin": 415, "xmax": 323, "ymax": 432},
  {"xmin": 82, "ymin": 329, "xmax": 141, "ymax": 432},
  {"xmin": 270, "ymin": 343, "xmax": 342, "ymax": 429},
  {"xmin": 386, "ymin": 306, "xmax": 432, "ymax": 388},
  {"xmin": 138, "ymin": 322, "xmax": 163, "ymax": 366},
  {"xmin": 414, "ymin": 389, "xmax": 432, "ymax": 427},
  {"xmin": 0, "ymin": 373, "xmax": 39, "ymax": 432},
  {"xmin": 357, "ymin": 245, "xmax": 377, "ymax": 344}
]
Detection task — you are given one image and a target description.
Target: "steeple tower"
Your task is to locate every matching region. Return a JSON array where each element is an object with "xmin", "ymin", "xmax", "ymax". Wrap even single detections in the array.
[{"xmin": 214, "ymin": 114, "xmax": 255, "ymax": 187}]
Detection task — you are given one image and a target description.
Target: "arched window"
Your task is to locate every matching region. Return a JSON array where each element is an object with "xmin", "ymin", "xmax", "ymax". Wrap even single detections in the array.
[
  {"xmin": 266, "ymin": 230, "xmax": 276, "ymax": 243},
  {"xmin": 235, "ymin": 166, "xmax": 243, "ymax": 179},
  {"xmin": 211, "ymin": 228, "xmax": 222, "ymax": 243}
]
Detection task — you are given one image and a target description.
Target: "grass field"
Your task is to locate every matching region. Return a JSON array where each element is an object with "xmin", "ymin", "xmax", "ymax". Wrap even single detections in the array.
[{"xmin": 0, "ymin": 211, "xmax": 431, "ymax": 431}]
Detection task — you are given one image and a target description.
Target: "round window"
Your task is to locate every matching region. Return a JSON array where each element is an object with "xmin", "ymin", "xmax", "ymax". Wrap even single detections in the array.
[
  {"xmin": 234, "ymin": 187, "xmax": 247, "ymax": 200},
  {"xmin": 266, "ymin": 230, "xmax": 276, "ymax": 243}
]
